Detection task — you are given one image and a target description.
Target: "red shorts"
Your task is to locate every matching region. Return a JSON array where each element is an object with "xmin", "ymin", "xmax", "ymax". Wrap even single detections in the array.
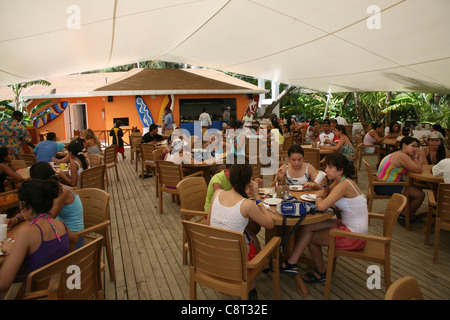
[
  {"xmin": 331, "ymin": 220, "xmax": 366, "ymax": 251},
  {"xmin": 248, "ymin": 242, "xmax": 257, "ymax": 261},
  {"xmin": 115, "ymin": 146, "xmax": 125, "ymax": 153}
]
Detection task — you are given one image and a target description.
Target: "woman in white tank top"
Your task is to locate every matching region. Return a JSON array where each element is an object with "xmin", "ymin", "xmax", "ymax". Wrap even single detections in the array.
[
  {"xmin": 280, "ymin": 153, "xmax": 368, "ymax": 284},
  {"xmin": 208, "ymin": 164, "xmax": 274, "ymax": 299}
]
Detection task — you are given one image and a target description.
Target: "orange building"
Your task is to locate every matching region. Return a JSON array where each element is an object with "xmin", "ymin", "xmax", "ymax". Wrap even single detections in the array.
[{"xmin": 4, "ymin": 68, "xmax": 266, "ymax": 145}]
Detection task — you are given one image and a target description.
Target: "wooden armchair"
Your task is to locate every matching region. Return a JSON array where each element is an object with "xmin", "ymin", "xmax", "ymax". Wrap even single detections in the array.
[
  {"xmin": 303, "ymin": 147, "xmax": 320, "ymax": 170},
  {"xmin": 385, "ymin": 276, "xmax": 424, "ymax": 300},
  {"xmin": 17, "ymin": 153, "xmax": 37, "ymax": 167},
  {"xmin": 177, "ymin": 177, "xmax": 208, "ymax": 265},
  {"xmin": 357, "ymin": 142, "xmax": 381, "ymax": 170},
  {"xmin": 87, "ymin": 153, "xmax": 103, "ymax": 167},
  {"xmin": 324, "ymin": 193, "xmax": 407, "ymax": 299},
  {"xmin": 363, "ymin": 159, "xmax": 408, "ymax": 214},
  {"xmin": 424, "ymin": 183, "xmax": 450, "ymax": 263},
  {"xmin": 79, "ymin": 164, "xmax": 106, "ymax": 190},
  {"xmin": 5, "ymin": 236, "xmax": 104, "ymax": 300},
  {"xmin": 154, "ymin": 160, "xmax": 203, "ymax": 214},
  {"xmin": 182, "ymin": 220, "xmax": 281, "ymax": 300},
  {"xmin": 139, "ymin": 143, "xmax": 156, "ymax": 180},
  {"xmin": 75, "ymin": 188, "xmax": 115, "ymax": 281},
  {"xmin": 103, "ymin": 145, "xmax": 119, "ymax": 186}
]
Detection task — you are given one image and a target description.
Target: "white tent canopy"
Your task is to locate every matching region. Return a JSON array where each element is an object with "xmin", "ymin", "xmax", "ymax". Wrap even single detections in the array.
[{"xmin": 1, "ymin": 0, "xmax": 449, "ymax": 93}]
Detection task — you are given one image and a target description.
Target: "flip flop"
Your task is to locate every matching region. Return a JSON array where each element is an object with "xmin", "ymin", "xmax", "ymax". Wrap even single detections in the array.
[{"xmin": 302, "ymin": 269, "xmax": 326, "ymax": 283}]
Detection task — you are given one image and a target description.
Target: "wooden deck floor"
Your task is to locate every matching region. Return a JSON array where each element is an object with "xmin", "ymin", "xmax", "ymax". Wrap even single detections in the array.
[{"xmin": 100, "ymin": 148, "xmax": 450, "ymax": 300}]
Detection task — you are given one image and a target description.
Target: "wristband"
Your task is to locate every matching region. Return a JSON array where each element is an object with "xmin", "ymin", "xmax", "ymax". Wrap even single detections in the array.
[
  {"xmin": 412, "ymin": 157, "xmax": 418, "ymax": 160},
  {"xmin": 255, "ymin": 199, "xmax": 262, "ymax": 205},
  {"xmin": 257, "ymin": 202, "xmax": 264, "ymax": 207},
  {"xmin": 15, "ymin": 216, "xmax": 21, "ymax": 224},
  {"xmin": 321, "ymin": 184, "xmax": 327, "ymax": 188},
  {"xmin": 276, "ymin": 176, "xmax": 282, "ymax": 182}
]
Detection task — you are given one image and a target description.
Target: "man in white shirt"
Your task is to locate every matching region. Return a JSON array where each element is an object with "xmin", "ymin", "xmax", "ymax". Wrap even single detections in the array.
[
  {"xmin": 199, "ymin": 108, "xmax": 212, "ymax": 134},
  {"xmin": 432, "ymin": 158, "xmax": 450, "ymax": 183},
  {"xmin": 318, "ymin": 119, "xmax": 335, "ymax": 145},
  {"xmin": 335, "ymin": 113, "xmax": 348, "ymax": 126}
]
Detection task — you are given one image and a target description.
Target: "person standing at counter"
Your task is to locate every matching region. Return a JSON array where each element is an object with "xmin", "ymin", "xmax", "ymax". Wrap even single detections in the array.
[
  {"xmin": 199, "ymin": 108, "xmax": 212, "ymax": 134},
  {"xmin": 162, "ymin": 107, "xmax": 174, "ymax": 136},
  {"xmin": 222, "ymin": 106, "xmax": 231, "ymax": 123}
]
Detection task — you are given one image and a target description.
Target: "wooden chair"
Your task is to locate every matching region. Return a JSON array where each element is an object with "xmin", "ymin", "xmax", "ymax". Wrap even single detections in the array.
[
  {"xmin": 300, "ymin": 129, "xmax": 306, "ymax": 145},
  {"xmin": 250, "ymin": 160, "xmax": 263, "ymax": 180},
  {"xmin": 182, "ymin": 220, "xmax": 281, "ymax": 300},
  {"xmin": 103, "ymin": 145, "xmax": 119, "ymax": 186},
  {"xmin": 73, "ymin": 129, "xmax": 81, "ymax": 138},
  {"xmin": 79, "ymin": 164, "xmax": 106, "ymax": 190},
  {"xmin": 303, "ymin": 147, "xmax": 320, "ymax": 169},
  {"xmin": 154, "ymin": 160, "xmax": 203, "ymax": 214},
  {"xmin": 152, "ymin": 148, "xmax": 165, "ymax": 197},
  {"xmin": 324, "ymin": 193, "xmax": 407, "ymax": 299},
  {"xmin": 0, "ymin": 189, "xmax": 20, "ymax": 215},
  {"xmin": 130, "ymin": 137, "xmax": 142, "ymax": 167},
  {"xmin": 6, "ymin": 236, "xmax": 104, "ymax": 300},
  {"xmin": 4, "ymin": 274, "xmax": 64, "ymax": 300},
  {"xmin": 385, "ymin": 276, "xmax": 424, "ymax": 300},
  {"xmin": 75, "ymin": 188, "xmax": 115, "ymax": 281},
  {"xmin": 424, "ymin": 183, "xmax": 450, "ymax": 263},
  {"xmin": 87, "ymin": 153, "xmax": 103, "ymax": 167},
  {"xmin": 177, "ymin": 177, "xmax": 208, "ymax": 265},
  {"xmin": 139, "ymin": 143, "xmax": 156, "ymax": 180},
  {"xmin": 349, "ymin": 144, "xmax": 359, "ymax": 183},
  {"xmin": 16, "ymin": 153, "xmax": 37, "ymax": 167},
  {"xmin": 11, "ymin": 159, "xmax": 27, "ymax": 169},
  {"xmin": 363, "ymin": 159, "xmax": 408, "ymax": 214},
  {"xmin": 356, "ymin": 140, "xmax": 381, "ymax": 170}
]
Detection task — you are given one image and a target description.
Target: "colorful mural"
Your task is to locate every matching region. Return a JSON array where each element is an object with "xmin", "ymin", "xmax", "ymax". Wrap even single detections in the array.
[{"xmin": 33, "ymin": 101, "xmax": 68, "ymax": 129}]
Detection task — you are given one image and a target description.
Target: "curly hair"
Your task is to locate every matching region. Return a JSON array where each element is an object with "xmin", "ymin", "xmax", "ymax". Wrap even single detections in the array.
[
  {"xmin": 19, "ymin": 179, "xmax": 61, "ymax": 214},
  {"xmin": 229, "ymin": 164, "xmax": 253, "ymax": 198},
  {"xmin": 325, "ymin": 153, "xmax": 354, "ymax": 179}
]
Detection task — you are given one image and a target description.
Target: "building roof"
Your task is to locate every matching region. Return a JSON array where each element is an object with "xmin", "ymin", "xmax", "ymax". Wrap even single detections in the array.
[{"xmin": 0, "ymin": 68, "xmax": 266, "ymax": 100}]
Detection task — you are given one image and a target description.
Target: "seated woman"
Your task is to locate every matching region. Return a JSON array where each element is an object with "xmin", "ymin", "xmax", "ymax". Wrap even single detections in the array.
[
  {"xmin": 82, "ymin": 129, "xmax": 103, "ymax": 155},
  {"xmin": 319, "ymin": 125, "xmax": 354, "ymax": 161},
  {"xmin": 208, "ymin": 163, "xmax": 274, "ymax": 299},
  {"xmin": 58, "ymin": 139, "xmax": 90, "ymax": 187},
  {"xmin": 0, "ymin": 147, "xmax": 23, "ymax": 192},
  {"xmin": 8, "ymin": 162, "xmax": 85, "ymax": 249},
  {"xmin": 272, "ymin": 144, "xmax": 321, "ymax": 189},
  {"xmin": 375, "ymin": 136, "xmax": 424, "ymax": 223},
  {"xmin": 280, "ymin": 154, "xmax": 368, "ymax": 282},
  {"xmin": 305, "ymin": 119, "xmax": 319, "ymax": 144},
  {"xmin": 418, "ymin": 131, "xmax": 449, "ymax": 165},
  {"xmin": 384, "ymin": 121, "xmax": 401, "ymax": 139},
  {"xmin": 363, "ymin": 122, "xmax": 385, "ymax": 153},
  {"xmin": 0, "ymin": 179, "xmax": 78, "ymax": 292}
]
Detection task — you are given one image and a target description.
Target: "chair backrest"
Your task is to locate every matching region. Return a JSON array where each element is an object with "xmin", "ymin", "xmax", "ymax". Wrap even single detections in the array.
[
  {"xmin": 155, "ymin": 160, "xmax": 183, "ymax": 188},
  {"xmin": 245, "ymin": 137, "xmax": 259, "ymax": 158},
  {"xmin": 11, "ymin": 159, "xmax": 27, "ymax": 169},
  {"xmin": 152, "ymin": 148, "xmax": 165, "ymax": 162},
  {"xmin": 177, "ymin": 177, "xmax": 207, "ymax": 219},
  {"xmin": 140, "ymin": 143, "xmax": 157, "ymax": 163},
  {"xmin": 17, "ymin": 153, "xmax": 36, "ymax": 167},
  {"xmin": 436, "ymin": 183, "xmax": 450, "ymax": 223},
  {"xmin": 25, "ymin": 236, "xmax": 103, "ymax": 300},
  {"xmin": 282, "ymin": 135, "xmax": 294, "ymax": 151},
  {"xmin": 131, "ymin": 137, "xmax": 142, "ymax": 152},
  {"xmin": 385, "ymin": 276, "xmax": 424, "ymax": 300},
  {"xmin": 0, "ymin": 189, "xmax": 19, "ymax": 212},
  {"xmin": 300, "ymin": 129, "xmax": 306, "ymax": 145},
  {"xmin": 76, "ymin": 188, "xmax": 111, "ymax": 229},
  {"xmin": 382, "ymin": 193, "xmax": 407, "ymax": 237},
  {"xmin": 363, "ymin": 159, "xmax": 375, "ymax": 183},
  {"xmin": 79, "ymin": 165, "xmax": 106, "ymax": 190},
  {"xmin": 87, "ymin": 154, "xmax": 103, "ymax": 167},
  {"xmin": 303, "ymin": 147, "xmax": 320, "ymax": 169},
  {"xmin": 250, "ymin": 161, "xmax": 262, "ymax": 180},
  {"xmin": 183, "ymin": 220, "xmax": 248, "ymax": 282},
  {"xmin": 103, "ymin": 145, "xmax": 116, "ymax": 165}
]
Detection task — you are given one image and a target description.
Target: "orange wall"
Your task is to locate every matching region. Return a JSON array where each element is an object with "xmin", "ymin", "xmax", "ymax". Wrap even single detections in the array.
[{"xmin": 27, "ymin": 93, "xmax": 252, "ymax": 143}]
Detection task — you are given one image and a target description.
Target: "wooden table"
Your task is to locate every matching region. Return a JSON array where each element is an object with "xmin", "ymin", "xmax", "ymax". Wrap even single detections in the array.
[
  {"xmin": 17, "ymin": 168, "xmax": 30, "ymax": 180},
  {"xmin": 182, "ymin": 155, "xmax": 226, "ymax": 184},
  {"xmin": 264, "ymin": 189, "xmax": 335, "ymax": 297},
  {"xmin": 405, "ymin": 165, "xmax": 443, "ymax": 230}
]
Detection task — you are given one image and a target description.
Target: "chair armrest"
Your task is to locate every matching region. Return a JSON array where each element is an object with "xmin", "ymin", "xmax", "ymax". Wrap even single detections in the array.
[
  {"xmin": 4, "ymin": 282, "xmax": 24, "ymax": 300},
  {"xmin": 75, "ymin": 220, "xmax": 110, "ymax": 238},
  {"xmin": 184, "ymin": 171, "xmax": 203, "ymax": 178},
  {"xmin": 329, "ymin": 229, "xmax": 390, "ymax": 243},
  {"xmin": 427, "ymin": 190, "xmax": 437, "ymax": 207},
  {"xmin": 371, "ymin": 181, "xmax": 409, "ymax": 186},
  {"xmin": 247, "ymin": 236, "xmax": 281, "ymax": 269},
  {"xmin": 368, "ymin": 212, "xmax": 384, "ymax": 220},
  {"xmin": 180, "ymin": 209, "xmax": 208, "ymax": 220}
]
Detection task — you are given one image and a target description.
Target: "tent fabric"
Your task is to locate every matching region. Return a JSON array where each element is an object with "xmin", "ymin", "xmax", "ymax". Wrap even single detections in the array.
[{"xmin": 1, "ymin": 0, "xmax": 449, "ymax": 93}]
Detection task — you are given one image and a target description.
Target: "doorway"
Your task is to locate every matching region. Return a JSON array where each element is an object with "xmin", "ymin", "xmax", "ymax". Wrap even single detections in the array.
[{"xmin": 65, "ymin": 103, "xmax": 87, "ymax": 139}]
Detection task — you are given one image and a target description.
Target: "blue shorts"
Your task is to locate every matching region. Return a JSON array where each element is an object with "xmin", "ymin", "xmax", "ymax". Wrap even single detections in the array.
[{"xmin": 374, "ymin": 185, "xmax": 404, "ymax": 195}]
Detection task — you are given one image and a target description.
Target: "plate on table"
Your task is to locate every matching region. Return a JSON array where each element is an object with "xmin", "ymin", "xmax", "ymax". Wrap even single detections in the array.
[
  {"xmin": 264, "ymin": 198, "xmax": 282, "ymax": 206},
  {"xmin": 289, "ymin": 185, "xmax": 304, "ymax": 191},
  {"xmin": 258, "ymin": 188, "xmax": 271, "ymax": 194},
  {"xmin": 300, "ymin": 194, "xmax": 317, "ymax": 201}
]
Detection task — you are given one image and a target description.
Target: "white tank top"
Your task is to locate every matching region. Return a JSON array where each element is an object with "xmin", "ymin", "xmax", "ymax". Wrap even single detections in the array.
[
  {"xmin": 334, "ymin": 180, "xmax": 368, "ymax": 234},
  {"xmin": 210, "ymin": 190, "xmax": 248, "ymax": 233},
  {"xmin": 285, "ymin": 163, "xmax": 310, "ymax": 185}
]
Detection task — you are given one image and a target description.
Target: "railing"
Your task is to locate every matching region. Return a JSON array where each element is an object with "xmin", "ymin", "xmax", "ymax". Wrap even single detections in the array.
[{"xmin": 93, "ymin": 129, "xmax": 135, "ymax": 147}]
